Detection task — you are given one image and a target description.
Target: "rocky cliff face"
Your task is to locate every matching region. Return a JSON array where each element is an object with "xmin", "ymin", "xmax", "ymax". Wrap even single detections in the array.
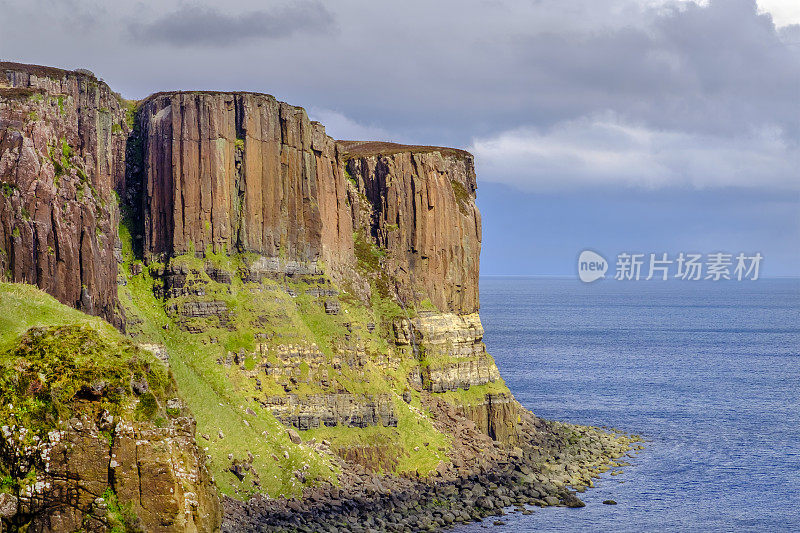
[
  {"xmin": 4, "ymin": 413, "xmax": 220, "ymax": 533},
  {"xmin": 343, "ymin": 142, "xmax": 481, "ymax": 314},
  {"xmin": 135, "ymin": 92, "xmax": 480, "ymax": 316},
  {"xmin": 0, "ymin": 286, "xmax": 221, "ymax": 533},
  {"xmin": 2, "ymin": 63, "xmax": 524, "ymax": 523},
  {"xmin": 0, "ymin": 63, "xmax": 127, "ymax": 327},
  {"xmin": 138, "ymin": 92, "xmax": 353, "ymax": 277},
  {"xmin": 130, "ymin": 91, "xmax": 511, "ymax": 449}
]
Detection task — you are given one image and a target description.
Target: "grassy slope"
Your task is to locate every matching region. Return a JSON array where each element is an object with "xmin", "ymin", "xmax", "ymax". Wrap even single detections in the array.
[
  {"xmin": 118, "ymin": 256, "xmax": 337, "ymax": 499},
  {"xmin": 0, "ymin": 282, "xmax": 119, "ymax": 351},
  {"xmin": 116, "ymin": 212, "xmax": 461, "ymax": 497}
]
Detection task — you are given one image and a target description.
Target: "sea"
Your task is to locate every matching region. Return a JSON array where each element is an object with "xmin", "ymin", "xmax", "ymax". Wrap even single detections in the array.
[{"xmin": 456, "ymin": 277, "xmax": 800, "ymax": 532}]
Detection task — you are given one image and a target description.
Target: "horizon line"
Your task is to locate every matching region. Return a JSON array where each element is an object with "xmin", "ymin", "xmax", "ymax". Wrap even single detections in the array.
[{"xmin": 479, "ymin": 274, "xmax": 800, "ymax": 279}]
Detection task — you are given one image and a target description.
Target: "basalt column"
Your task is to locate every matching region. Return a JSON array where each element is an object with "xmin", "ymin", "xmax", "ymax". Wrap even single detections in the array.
[{"xmin": 138, "ymin": 92, "xmax": 353, "ymax": 274}]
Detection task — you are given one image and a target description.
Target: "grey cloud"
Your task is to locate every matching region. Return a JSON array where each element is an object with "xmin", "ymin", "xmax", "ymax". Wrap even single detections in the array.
[
  {"xmin": 128, "ymin": 1, "xmax": 335, "ymax": 46},
  {"xmin": 470, "ymin": 114, "xmax": 799, "ymax": 191},
  {"xmin": 478, "ymin": 0, "xmax": 799, "ymax": 140},
  {"xmin": 0, "ymin": 0, "xmax": 797, "ymax": 192}
]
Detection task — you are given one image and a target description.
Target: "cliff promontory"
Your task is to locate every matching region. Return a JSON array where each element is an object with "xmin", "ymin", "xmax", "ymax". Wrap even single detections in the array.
[{"xmin": 0, "ymin": 62, "xmax": 638, "ymax": 532}]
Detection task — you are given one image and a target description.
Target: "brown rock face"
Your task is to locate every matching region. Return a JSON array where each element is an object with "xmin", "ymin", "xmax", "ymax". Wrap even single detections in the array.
[
  {"xmin": 263, "ymin": 393, "xmax": 398, "ymax": 430},
  {"xmin": 1, "ymin": 71, "xmax": 481, "ymax": 321},
  {"xmin": 137, "ymin": 93, "xmax": 480, "ymax": 314},
  {"xmin": 138, "ymin": 92, "xmax": 353, "ymax": 276},
  {"xmin": 3, "ymin": 415, "xmax": 221, "ymax": 533},
  {"xmin": 0, "ymin": 62, "xmax": 127, "ymax": 326},
  {"xmin": 345, "ymin": 144, "xmax": 481, "ymax": 314},
  {"xmin": 0, "ymin": 63, "xmax": 481, "ymax": 321},
  {"xmin": 455, "ymin": 392, "xmax": 520, "ymax": 445},
  {"xmin": 130, "ymin": 91, "xmax": 505, "ymax": 442}
]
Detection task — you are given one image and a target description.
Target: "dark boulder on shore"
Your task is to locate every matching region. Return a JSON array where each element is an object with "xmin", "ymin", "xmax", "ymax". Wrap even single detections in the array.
[{"xmin": 562, "ymin": 492, "xmax": 586, "ymax": 508}]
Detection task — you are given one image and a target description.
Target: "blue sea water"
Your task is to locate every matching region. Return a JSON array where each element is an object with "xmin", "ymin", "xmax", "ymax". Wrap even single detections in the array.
[{"xmin": 457, "ymin": 277, "xmax": 800, "ymax": 532}]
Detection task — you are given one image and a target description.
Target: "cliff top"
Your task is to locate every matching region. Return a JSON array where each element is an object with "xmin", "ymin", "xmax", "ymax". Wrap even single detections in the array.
[
  {"xmin": 140, "ymin": 91, "xmax": 472, "ymax": 159},
  {"xmin": 141, "ymin": 89, "xmax": 280, "ymax": 104},
  {"xmin": 337, "ymin": 140, "xmax": 473, "ymax": 159},
  {"xmin": 0, "ymin": 61, "xmax": 97, "ymax": 80},
  {"xmin": 2, "ymin": 63, "xmax": 472, "ymax": 161}
]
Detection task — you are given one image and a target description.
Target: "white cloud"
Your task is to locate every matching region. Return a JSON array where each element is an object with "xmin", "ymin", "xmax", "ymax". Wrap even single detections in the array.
[
  {"xmin": 757, "ymin": 0, "xmax": 800, "ymax": 26},
  {"xmin": 471, "ymin": 113, "xmax": 799, "ymax": 191}
]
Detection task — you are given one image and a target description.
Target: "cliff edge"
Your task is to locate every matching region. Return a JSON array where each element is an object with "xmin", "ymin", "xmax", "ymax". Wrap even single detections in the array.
[{"xmin": 1, "ymin": 62, "xmax": 637, "ymax": 532}]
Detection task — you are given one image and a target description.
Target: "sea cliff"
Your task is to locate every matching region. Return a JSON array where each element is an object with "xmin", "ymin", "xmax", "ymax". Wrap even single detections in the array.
[{"xmin": 0, "ymin": 62, "xmax": 638, "ymax": 532}]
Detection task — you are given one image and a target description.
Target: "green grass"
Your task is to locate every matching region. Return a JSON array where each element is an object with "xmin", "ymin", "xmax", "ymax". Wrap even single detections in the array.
[
  {"xmin": 117, "ymin": 229, "xmax": 338, "ymax": 498},
  {"xmin": 114, "ymin": 211, "xmax": 468, "ymax": 488},
  {"xmin": 102, "ymin": 488, "xmax": 141, "ymax": 533},
  {"xmin": 123, "ymin": 100, "xmax": 138, "ymax": 129},
  {"xmin": 1, "ymin": 182, "xmax": 16, "ymax": 198},
  {"xmin": 0, "ymin": 324, "xmax": 171, "ymax": 433},
  {"xmin": 353, "ymin": 229, "xmax": 384, "ymax": 273},
  {"xmin": 433, "ymin": 379, "xmax": 510, "ymax": 405},
  {"xmin": 0, "ymin": 282, "xmax": 119, "ymax": 352}
]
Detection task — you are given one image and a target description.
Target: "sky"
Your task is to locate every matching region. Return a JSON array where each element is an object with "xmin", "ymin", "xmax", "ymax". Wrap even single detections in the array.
[{"xmin": 1, "ymin": 0, "xmax": 797, "ymax": 276}]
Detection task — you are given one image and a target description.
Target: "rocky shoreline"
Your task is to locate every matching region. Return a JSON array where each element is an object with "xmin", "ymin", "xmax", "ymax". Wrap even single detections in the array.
[{"xmin": 223, "ymin": 414, "xmax": 642, "ymax": 532}]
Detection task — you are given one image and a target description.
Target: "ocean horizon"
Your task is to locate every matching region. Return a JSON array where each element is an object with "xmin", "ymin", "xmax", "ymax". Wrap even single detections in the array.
[{"xmin": 458, "ymin": 276, "xmax": 800, "ymax": 532}]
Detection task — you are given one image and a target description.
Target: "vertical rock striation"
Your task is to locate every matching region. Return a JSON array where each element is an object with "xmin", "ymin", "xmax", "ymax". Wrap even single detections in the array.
[
  {"xmin": 136, "ymin": 95, "xmax": 481, "ymax": 314},
  {"xmin": 342, "ymin": 142, "xmax": 481, "ymax": 314},
  {"xmin": 138, "ymin": 92, "xmax": 353, "ymax": 277},
  {"xmin": 0, "ymin": 62, "xmax": 127, "ymax": 326}
]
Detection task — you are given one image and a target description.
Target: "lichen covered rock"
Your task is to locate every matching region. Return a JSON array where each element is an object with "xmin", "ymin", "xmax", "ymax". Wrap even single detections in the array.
[{"xmin": 0, "ymin": 287, "xmax": 221, "ymax": 532}]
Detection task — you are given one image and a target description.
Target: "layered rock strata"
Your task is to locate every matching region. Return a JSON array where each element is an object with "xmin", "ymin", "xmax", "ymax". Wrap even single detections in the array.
[
  {"xmin": 263, "ymin": 393, "xmax": 398, "ymax": 430},
  {"xmin": 396, "ymin": 312, "xmax": 502, "ymax": 393}
]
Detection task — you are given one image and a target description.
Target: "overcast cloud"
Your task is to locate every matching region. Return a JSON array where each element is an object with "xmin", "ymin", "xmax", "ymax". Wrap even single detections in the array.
[
  {"xmin": 128, "ymin": 2, "xmax": 335, "ymax": 46},
  {"xmin": 0, "ymin": 0, "xmax": 797, "ymax": 192}
]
